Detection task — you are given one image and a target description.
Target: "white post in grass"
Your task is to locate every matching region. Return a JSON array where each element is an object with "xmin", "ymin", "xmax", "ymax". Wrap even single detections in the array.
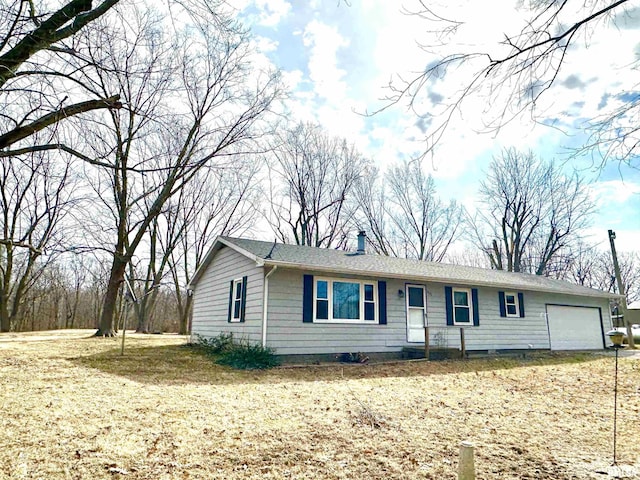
[{"xmin": 458, "ymin": 441, "xmax": 475, "ymax": 480}]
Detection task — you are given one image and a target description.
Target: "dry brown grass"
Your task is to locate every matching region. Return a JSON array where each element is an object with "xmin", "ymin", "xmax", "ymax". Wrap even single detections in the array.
[{"xmin": 0, "ymin": 330, "xmax": 639, "ymax": 479}]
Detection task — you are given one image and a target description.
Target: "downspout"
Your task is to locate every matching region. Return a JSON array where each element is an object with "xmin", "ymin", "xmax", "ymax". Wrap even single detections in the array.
[{"xmin": 262, "ymin": 265, "xmax": 277, "ymax": 347}]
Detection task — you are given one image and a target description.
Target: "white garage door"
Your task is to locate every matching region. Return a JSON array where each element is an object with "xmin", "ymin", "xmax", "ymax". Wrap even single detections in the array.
[{"xmin": 546, "ymin": 305, "xmax": 604, "ymax": 350}]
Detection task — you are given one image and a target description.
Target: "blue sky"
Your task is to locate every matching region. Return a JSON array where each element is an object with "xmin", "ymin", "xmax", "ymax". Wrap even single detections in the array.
[{"xmin": 236, "ymin": 0, "xmax": 640, "ymax": 253}]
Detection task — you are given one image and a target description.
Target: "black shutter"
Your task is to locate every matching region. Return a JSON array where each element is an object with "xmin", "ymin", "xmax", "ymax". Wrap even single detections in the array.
[
  {"xmin": 445, "ymin": 286, "xmax": 453, "ymax": 326},
  {"xmin": 498, "ymin": 291, "xmax": 506, "ymax": 317},
  {"xmin": 472, "ymin": 288, "xmax": 480, "ymax": 326},
  {"xmin": 302, "ymin": 274, "xmax": 314, "ymax": 323},
  {"xmin": 378, "ymin": 281, "xmax": 387, "ymax": 325},
  {"xmin": 227, "ymin": 280, "xmax": 234, "ymax": 323},
  {"xmin": 518, "ymin": 292, "xmax": 525, "ymax": 318},
  {"xmin": 240, "ymin": 276, "xmax": 248, "ymax": 322}
]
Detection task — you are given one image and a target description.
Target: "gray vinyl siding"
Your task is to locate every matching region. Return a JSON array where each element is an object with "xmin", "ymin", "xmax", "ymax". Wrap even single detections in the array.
[
  {"xmin": 191, "ymin": 246, "xmax": 264, "ymax": 344},
  {"xmin": 264, "ymin": 269, "xmax": 612, "ymax": 355},
  {"xmin": 266, "ymin": 269, "xmax": 405, "ymax": 355},
  {"xmin": 192, "ymin": 250, "xmax": 612, "ymax": 355},
  {"xmin": 421, "ymin": 287, "xmax": 611, "ymax": 351}
]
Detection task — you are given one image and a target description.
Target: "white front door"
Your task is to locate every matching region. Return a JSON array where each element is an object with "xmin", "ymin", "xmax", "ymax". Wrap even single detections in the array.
[{"xmin": 406, "ymin": 285, "xmax": 427, "ymax": 343}]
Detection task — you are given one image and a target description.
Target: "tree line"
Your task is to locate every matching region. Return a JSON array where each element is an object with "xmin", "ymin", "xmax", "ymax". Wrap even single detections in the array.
[{"xmin": 0, "ymin": 1, "xmax": 637, "ymax": 334}]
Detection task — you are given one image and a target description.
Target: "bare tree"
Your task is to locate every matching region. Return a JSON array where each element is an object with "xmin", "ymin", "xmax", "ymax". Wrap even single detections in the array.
[
  {"xmin": 18, "ymin": 262, "xmax": 68, "ymax": 331},
  {"xmin": 60, "ymin": 254, "xmax": 90, "ymax": 329},
  {"xmin": 267, "ymin": 122, "xmax": 368, "ymax": 248},
  {"xmin": 546, "ymin": 241, "xmax": 599, "ymax": 284},
  {"xmin": 587, "ymin": 250, "xmax": 640, "ymax": 304},
  {"xmin": 608, "ymin": 251, "xmax": 640, "ymax": 304},
  {"xmin": 469, "ymin": 148, "xmax": 595, "ymax": 275},
  {"xmin": 555, "ymin": 242, "xmax": 640, "ymax": 308},
  {"xmin": 133, "ymin": 160, "xmax": 260, "ymax": 334},
  {"xmin": 128, "ymin": 213, "xmax": 173, "ymax": 334},
  {"xmin": 166, "ymin": 163, "xmax": 261, "ymax": 335},
  {"xmin": 381, "ymin": 1, "xmax": 637, "ymax": 167},
  {"xmin": 351, "ymin": 165, "xmax": 393, "ymax": 256},
  {"xmin": 83, "ymin": 255, "xmax": 110, "ymax": 327},
  {"xmin": 386, "ymin": 161, "xmax": 463, "ymax": 261},
  {"xmin": 0, "ymin": 152, "xmax": 75, "ymax": 332},
  {"xmin": 354, "ymin": 160, "xmax": 463, "ymax": 261},
  {"xmin": 71, "ymin": 3, "xmax": 280, "ymax": 336},
  {"xmin": 0, "ymin": 0, "xmax": 121, "ymax": 157}
]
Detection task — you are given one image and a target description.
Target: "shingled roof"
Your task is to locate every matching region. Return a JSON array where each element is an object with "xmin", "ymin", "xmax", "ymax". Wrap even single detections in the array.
[{"xmin": 191, "ymin": 236, "xmax": 619, "ymax": 300}]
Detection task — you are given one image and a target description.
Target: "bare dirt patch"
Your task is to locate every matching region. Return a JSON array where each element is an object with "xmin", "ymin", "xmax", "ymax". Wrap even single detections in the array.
[{"xmin": 0, "ymin": 331, "xmax": 638, "ymax": 479}]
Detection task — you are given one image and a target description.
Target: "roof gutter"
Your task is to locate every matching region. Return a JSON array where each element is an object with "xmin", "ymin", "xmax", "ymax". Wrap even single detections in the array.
[{"xmin": 262, "ymin": 265, "xmax": 277, "ymax": 347}]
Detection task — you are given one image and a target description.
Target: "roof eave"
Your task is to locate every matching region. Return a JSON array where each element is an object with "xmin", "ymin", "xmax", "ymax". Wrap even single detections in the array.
[
  {"xmin": 189, "ymin": 236, "xmax": 264, "ymax": 289},
  {"xmin": 262, "ymin": 259, "xmax": 621, "ymax": 300}
]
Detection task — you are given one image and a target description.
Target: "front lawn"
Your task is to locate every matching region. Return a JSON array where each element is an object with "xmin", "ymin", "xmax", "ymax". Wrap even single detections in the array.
[{"xmin": 0, "ymin": 331, "xmax": 638, "ymax": 479}]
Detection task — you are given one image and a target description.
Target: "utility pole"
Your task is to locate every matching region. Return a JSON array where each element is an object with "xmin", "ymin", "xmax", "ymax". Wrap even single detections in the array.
[{"xmin": 608, "ymin": 230, "xmax": 635, "ymax": 349}]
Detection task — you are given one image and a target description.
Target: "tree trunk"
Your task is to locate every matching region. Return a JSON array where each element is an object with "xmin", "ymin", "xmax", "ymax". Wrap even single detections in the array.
[
  {"xmin": 179, "ymin": 295, "xmax": 193, "ymax": 335},
  {"xmin": 135, "ymin": 299, "xmax": 151, "ymax": 333},
  {"xmin": 135, "ymin": 317, "xmax": 149, "ymax": 333},
  {"xmin": 0, "ymin": 308, "xmax": 10, "ymax": 333},
  {"xmin": 135, "ymin": 285, "xmax": 161, "ymax": 334},
  {"xmin": 95, "ymin": 257, "xmax": 127, "ymax": 336}
]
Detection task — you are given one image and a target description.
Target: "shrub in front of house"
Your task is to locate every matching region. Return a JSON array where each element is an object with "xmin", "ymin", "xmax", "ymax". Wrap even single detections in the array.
[
  {"xmin": 193, "ymin": 333, "xmax": 279, "ymax": 370},
  {"xmin": 192, "ymin": 332, "xmax": 235, "ymax": 355},
  {"xmin": 216, "ymin": 340, "xmax": 280, "ymax": 370}
]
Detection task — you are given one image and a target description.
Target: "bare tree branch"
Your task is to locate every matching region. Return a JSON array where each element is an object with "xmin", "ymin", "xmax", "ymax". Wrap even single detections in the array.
[
  {"xmin": 0, "ymin": 0, "xmax": 120, "ymax": 88},
  {"xmin": 0, "ymin": 95, "xmax": 121, "ymax": 149},
  {"xmin": 384, "ymin": 0, "xmax": 636, "ymax": 165}
]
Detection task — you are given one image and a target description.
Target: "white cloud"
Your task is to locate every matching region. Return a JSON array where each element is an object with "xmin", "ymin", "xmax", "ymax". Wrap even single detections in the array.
[
  {"xmin": 280, "ymin": 69, "xmax": 303, "ymax": 90},
  {"xmin": 335, "ymin": 1, "xmax": 561, "ymax": 177},
  {"xmin": 254, "ymin": 0, "xmax": 291, "ymax": 27},
  {"xmin": 302, "ymin": 20, "xmax": 349, "ymax": 102},
  {"xmin": 233, "ymin": 0, "xmax": 291, "ymax": 27},
  {"xmin": 356, "ymin": 0, "xmax": 640, "ymax": 159},
  {"xmin": 585, "ymin": 228, "xmax": 640, "ymax": 253},
  {"xmin": 273, "ymin": 18, "xmax": 376, "ymax": 148},
  {"xmin": 614, "ymin": 231, "xmax": 640, "ymax": 253},
  {"xmin": 584, "ymin": 179, "xmax": 640, "ymax": 253},
  {"xmin": 590, "ymin": 180, "xmax": 640, "ymax": 206},
  {"xmin": 248, "ymin": 1, "xmax": 640, "ymax": 253},
  {"xmin": 252, "ymin": 35, "xmax": 278, "ymax": 53}
]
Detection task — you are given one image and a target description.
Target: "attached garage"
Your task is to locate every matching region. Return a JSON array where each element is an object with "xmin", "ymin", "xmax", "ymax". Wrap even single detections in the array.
[{"xmin": 546, "ymin": 305, "xmax": 605, "ymax": 350}]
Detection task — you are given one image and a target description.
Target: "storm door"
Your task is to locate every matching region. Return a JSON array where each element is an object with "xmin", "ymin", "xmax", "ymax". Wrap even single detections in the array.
[{"xmin": 406, "ymin": 285, "xmax": 426, "ymax": 343}]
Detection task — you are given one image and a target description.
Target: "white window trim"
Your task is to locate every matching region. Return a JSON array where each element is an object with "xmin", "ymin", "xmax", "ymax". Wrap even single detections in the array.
[
  {"xmin": 230, "ymin": 277, "xmax": 244, "ymax": 323},
  {"xmin": 313, "ymin": 277, "xmax": 378, "ymax": 324},
  {"xmin": 505, "ymin": 291, "xmax": 519, "ymax": 318},
  {"xmin": 452, "ymin": 287, "xmax": 473, "ymax": 325}
]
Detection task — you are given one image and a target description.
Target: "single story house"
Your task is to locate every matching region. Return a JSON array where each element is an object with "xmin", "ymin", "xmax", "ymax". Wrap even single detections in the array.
[{"xmin": 190, "ymin": 234, "xmax": 621, "ymax": 359}]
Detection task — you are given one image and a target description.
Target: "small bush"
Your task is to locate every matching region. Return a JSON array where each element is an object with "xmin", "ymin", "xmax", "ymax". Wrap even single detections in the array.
[
  {"xmin": 193, "ymin": 332, "xmax": 235, "ymax": 355},
  {"xmin": 191, "ymin": 333, "xmax": 279, "ymax": 370},
  {"xmin": 216, "ymin": 340, "xmax": 280, "ymax": 370}
]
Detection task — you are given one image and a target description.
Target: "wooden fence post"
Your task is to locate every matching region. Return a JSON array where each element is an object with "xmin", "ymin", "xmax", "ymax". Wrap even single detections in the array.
[{"xmin": 460, "ymin": 327, "xmax": 466, "ymax": 359}]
